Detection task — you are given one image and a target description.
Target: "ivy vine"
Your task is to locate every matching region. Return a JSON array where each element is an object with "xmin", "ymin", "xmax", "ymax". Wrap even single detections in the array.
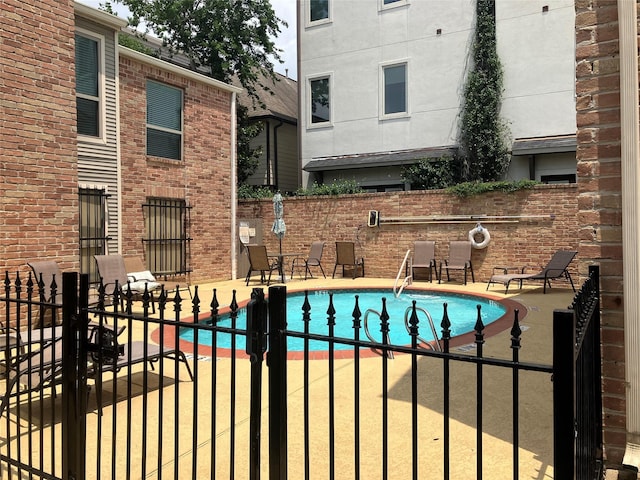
[{"xmin": 459, "ymin": 0, "xmax": 511, "ymax": 182}]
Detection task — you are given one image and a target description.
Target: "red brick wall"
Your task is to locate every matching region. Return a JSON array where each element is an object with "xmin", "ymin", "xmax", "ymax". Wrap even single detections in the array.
[
  {"xmin": 0, "ymin": 0, "xmax": 79, "ymax": 276},
  {"xmin": 238, "ymin": 185, "xmax": 579, "ymax": 281},
  {"xmin": 576, "ymin": 0, "xmax": 627, "ymax": 464},
  {"xmin": 118, "ymin": 56, "xmax": 234, "ymax": 281}
]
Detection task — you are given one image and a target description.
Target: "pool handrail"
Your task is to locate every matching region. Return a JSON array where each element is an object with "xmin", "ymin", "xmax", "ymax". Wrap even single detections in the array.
[
  {"xmin": 362, "ymin": 309, "xmax": 394, "ymax": 359},
  {"xmin": 404, "ymin": 306, "xmax": 441, "ymax": 352},
  {"xmin": 393, "ymin": 249, "xmax": 412, "ymax": 298}
]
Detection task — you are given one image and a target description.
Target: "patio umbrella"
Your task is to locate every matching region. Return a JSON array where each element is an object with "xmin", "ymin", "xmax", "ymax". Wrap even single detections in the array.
[{"xmin": 271, "ymin": 192, "xmax": 286, "ymax": 255}]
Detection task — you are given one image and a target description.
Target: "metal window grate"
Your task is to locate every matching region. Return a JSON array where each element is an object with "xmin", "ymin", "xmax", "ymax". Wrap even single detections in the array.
[
  {"xmin": 142, "ymin": 198, "xmax": 192, "ymax": 276},
  {"xmin": 79, "ymin": 188, "xmax": 110, "ymax": 284}
]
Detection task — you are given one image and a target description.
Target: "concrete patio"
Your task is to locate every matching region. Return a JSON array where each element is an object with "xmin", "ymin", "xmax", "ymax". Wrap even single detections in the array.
[{"xmin": 1, "ymin": 274, "xmax": 579, "ymax": 479}]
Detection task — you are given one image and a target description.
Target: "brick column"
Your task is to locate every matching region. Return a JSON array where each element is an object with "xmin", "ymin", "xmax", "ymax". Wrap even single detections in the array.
[{"xmin": 575, "ymin": 0, "xmax": 627, "ymax": 465}]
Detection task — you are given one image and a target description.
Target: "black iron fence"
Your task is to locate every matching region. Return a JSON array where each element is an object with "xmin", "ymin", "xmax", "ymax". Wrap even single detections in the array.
[
  {"xmin": 0, "ymin": 266, "xmax": 602, "ymax": 479},
  {"xmin": 553, "ymin": 265, "xmax": 603, "ymax": 479}
]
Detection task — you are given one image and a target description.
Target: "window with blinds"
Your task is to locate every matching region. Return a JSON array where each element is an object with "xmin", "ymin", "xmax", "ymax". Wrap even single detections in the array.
[
  {"xmin": 79, "ymin": 188, "xmax": 110, "ymax": 284},
  {"xmin": 146, "ymin": 80, "xmax": 183, "ymax": 160},
  {"xmin": 76, "ymin": 33, "xmax": 101, "ymax": 137},
  {"xmin": 143, "ymin": 198, "xmax": 191, "ymax": 276}
]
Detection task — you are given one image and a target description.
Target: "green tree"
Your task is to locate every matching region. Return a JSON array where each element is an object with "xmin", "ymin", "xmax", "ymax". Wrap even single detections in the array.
[
  {"xmin": 236, "ymin": 105, "xmax": 263, "ymax": 184},
  {"xmin": 114, "ymin": 0, "xmax": 286, "ymax": 182},
  {"xmin": 459, "ymin": 0, "xmax": 510, "ymax": 182}
]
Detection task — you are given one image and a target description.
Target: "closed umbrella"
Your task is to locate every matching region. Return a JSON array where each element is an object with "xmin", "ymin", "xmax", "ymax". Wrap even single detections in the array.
[
  {"xmin": 271, "ymin": 193, "xmax": 286, "ymax": 254},
  {"xmin": 271, "ymin": 193, "xmax": 287, "ymax": 281}
]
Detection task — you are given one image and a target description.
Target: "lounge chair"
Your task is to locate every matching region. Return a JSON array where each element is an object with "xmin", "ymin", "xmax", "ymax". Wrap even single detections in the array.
[
  {"xmin": 123, "ymin": 255, "xmax": 192, "ymax": 299},
  {"xmin": 486, "ymin": 250, "xmax": 578, "ymax": 294},
  {"xmin": 0, "ymin": 337, "xmax": 64, "ymax": 416},
  {"xmin": 291, "ymin": 241, "xmax": 326, "ymax": 280},
  {"xmin": 333, "ymin": 241, "xmax": 365, "ymax": 279},
  {"xmin": 245, "ymin": 245, "xmax": 280, "ymax": 286},
  {"xmin": 411, "ymin": 240, "xmax": 437, "ymax": 282},
  {"xmin": 439, "ymin": 241, "xmax": 474, "ymax": 285},
  {"xmin": 94, "ymin": 255, "xmax": 160, "ymax": 313},
  {"xmin": 0, "ymin": 324, "xmax": 193, "ymax": 417}
]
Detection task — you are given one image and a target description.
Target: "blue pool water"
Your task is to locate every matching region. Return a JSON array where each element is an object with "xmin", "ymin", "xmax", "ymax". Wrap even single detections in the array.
[{"xmin": 179, "ymin": 289, "xmax": 507, "ymax": 352}]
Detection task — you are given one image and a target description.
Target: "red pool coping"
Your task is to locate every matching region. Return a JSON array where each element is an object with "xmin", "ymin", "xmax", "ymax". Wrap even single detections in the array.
[{"xmin": 150, "ymin": 286, "xmax": 526, "ymax": 361}]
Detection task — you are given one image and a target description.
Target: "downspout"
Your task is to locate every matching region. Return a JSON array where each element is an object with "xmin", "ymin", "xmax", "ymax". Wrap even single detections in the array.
[
  {"xmin": 265, "ymin": 120, "xmax": 271, "ymax": 185},
  {"xmin": 273, "ymin": 120, "xmax": 284, "ymax": 189},
  {"xmin": 618, "ymin": 0, "xmax": 640, "ymax": 469},
  {"xmin": 296, "ymin": 0, "xmax": 303, "ymax": 187},
  {"xmin": 231, "ymin": 92, "xmax": 238, "ymax": 280}
]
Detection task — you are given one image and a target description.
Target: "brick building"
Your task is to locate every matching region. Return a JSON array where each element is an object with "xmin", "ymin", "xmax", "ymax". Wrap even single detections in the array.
[
  {"xmin": 575, "ymin": 0, "xmax": 640, "ymax": 471},
  {"xmin": 0, "ymin": 1, "xmax": 241, "ymax": 284}
]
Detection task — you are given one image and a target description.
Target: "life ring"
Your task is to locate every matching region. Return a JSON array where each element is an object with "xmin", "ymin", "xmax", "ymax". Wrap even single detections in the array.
[{"xmin": 468, "ymin": 223, "xmax": 491, "ymax": 249}]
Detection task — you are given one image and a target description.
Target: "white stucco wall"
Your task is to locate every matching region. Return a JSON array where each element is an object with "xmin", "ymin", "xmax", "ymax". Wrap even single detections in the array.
[
  {"xmin": 497, "ymin": 0, "xmax": 576, "ymax": 139},
  {"xmin": 299, "ymin": 0, "xmax": 577, "ymax": 186}
]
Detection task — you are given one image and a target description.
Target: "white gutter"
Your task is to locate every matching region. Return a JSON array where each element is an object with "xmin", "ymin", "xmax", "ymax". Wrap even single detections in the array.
[
  {"xmin": 231, "ymin": 92, "xmax": 238, "ymax": 280},
  {"xmin": 618, "ymin": 0, "xmax": 640, "ymax": 469}
]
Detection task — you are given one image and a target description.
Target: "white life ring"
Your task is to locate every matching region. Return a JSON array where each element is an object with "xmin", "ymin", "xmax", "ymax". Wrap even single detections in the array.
[{"xmin": 468, "ymin": 223, "xmax": 491, "ymax": 249}]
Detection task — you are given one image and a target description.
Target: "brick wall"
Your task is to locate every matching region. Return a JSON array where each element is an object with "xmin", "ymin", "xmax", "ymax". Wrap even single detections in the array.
[
  {"xmin": 238, "ymin": 185, "xmax": 579, "ymax": 282},
  {"xmin": 0, "ymin": 0, "xmax": 79, "ymax": 276},
  {"xmin": 118, "ymin": 56, "xmax": 234, "ymax": 281},
  {"xmin": 575, "ymin": 0, "xmax": 627, "ymax": 465}
]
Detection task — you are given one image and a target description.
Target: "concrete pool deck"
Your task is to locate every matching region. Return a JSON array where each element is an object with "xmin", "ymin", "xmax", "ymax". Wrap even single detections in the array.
[
  {"xmin": 1, "ymin": 274, "xmax": 584, "ymax": 479},
  {"xmin": 168, "ymin": 274, "xmax": 572, "ymax": 479}
]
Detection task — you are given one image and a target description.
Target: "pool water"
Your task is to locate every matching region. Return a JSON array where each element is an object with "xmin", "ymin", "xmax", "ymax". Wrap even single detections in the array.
[{"xmin": 179, "ymin": 289, "xmax": 507, "ymax": 352}]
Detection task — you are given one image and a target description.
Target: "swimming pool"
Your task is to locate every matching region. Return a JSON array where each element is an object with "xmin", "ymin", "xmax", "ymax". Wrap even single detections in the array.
[{"xmin": 179, "ymin": 289, "xmax": 508, "ymax": 352}]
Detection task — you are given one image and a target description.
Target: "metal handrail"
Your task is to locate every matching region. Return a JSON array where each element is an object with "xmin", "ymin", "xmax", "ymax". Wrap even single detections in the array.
[
  {"xmin": 363, "ymin": 309, "xmax": 394, "ymax": 359},
  {"xmin": 404, "ymin": 306, "xmax": 441, "ymax": 352},
  {"xmin": 393, "ymin": 249, "xmax": 412, "ymax": 297}
]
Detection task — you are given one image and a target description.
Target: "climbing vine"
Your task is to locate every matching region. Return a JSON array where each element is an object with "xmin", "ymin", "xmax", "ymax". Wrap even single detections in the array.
[{"xmin": 459, "ymin": 0, "xmax": 510, "ymax": 182}]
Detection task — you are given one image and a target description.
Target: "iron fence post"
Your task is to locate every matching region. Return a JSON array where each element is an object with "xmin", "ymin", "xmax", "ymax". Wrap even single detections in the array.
[
  {"xmin": 267, "ymin": 285, "xmax": 287, "ymax": 480},
  {"xmin": 247, "ymin": 288, "xmax": 267, "ymax": 480},
  {"xmin": 553, "ymin": 308, "xmax": 575, "ymax": 480},
  {"xmin": 62, "ymin": 272, "xmax": 87, "ymax": 480}
]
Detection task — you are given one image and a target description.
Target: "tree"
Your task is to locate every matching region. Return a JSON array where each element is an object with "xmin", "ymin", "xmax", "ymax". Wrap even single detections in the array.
[
  {"xmin": 459, "ymin": 0, "xmax": 510, "ymax": 182},
  {"xmin": 115, "ymin": 0, "xmax": 286, "ymax": 181},
  {"xmin": 236, "ymin": 104, "xmax": 263, "ymax": 184}
]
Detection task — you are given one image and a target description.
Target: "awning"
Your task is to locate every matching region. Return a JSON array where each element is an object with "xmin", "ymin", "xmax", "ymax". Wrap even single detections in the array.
[
  {"xmin": 303, "ymin": 146, "xmax": 458, "ymax": 172},
  {"xmin": 511, "ymin": 134, "xmax": 576, "ymax": 155}
]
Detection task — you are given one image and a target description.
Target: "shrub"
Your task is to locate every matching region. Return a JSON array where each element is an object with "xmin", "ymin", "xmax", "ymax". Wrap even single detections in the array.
[
  {"xmin": 446, "ymin": 180, "xmax": 539, "ymax": 197},
  {"xmin": 237, "ymin": 184, "xmax": 275, "ymax": 199},
  {"xmin": 295, "ymin": 180, "xmax": 364, "ymax": 196},
  {"xmin": 401, "ymin": 155, "xmax": 460, "ymax": 190}
]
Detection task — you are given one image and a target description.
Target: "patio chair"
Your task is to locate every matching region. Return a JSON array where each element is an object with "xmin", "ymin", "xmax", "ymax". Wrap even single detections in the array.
[
  {"xmin": 28, "ymin": 260, "xmax": 64, "ymax": 326},
  {"xmin": 332, "ymin": 241, "xmax": 365, "ymax": 279},
  {"xmin": 94, "ymin": 255, "xmax": 160, "ymax": 313},
  {"xmin": 291, "ymin": 241, "xmax": 326, "ymax": 280},
  {"xmin": 439, "ymin": 241, "xmax": 474, "ymax": 285},
  {"xmin": 245, "ymin": 245, "xmax": 280, "ymax": 286},
  {"xmin": 486, "ymin": 250, "xmax": 578, "ymax": 294},
  {"xmin": 411, "ymin": 240, "xmax": 437, "ymax": 282},
  {"xmin": 123, "ymin": 255, "xmax": 192, "ymax": 299}
]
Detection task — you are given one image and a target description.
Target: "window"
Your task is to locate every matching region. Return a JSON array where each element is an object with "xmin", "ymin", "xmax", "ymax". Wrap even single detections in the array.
[
  {"xmin": 143, "ymin": 198, "xmax": 192, "ymax": 276},
  {"xmin": 541, "ymin": 174, "xmax": 576, "ymax": 184},
  {"xmin": 310, "ymin": 0, "xmax": 329, "ymax": 22},
  {"xmin": 309, "ymin": 76, "xmax": 331, "ymax": 125},
  {"xmin": 79, "ymin": 188, "xmax": 109, "ymax": 284},
  {"xmin": 75, "ymin": 33, "xmax": 101, "ymax": 137},
  {"xmin": 382, "ymin": 63, "xmax": 408, "ymax": 117},
  {"xmin": 146, "ymin": 80, "xmax": 183, "ymax": 160},
  {"xmin": 380, "ymin": 0, "xmax": 409, "ymax": 10}
]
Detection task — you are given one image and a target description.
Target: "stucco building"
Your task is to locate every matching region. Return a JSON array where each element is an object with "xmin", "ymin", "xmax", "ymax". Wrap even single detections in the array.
[{"xmin": 297, "ymin": 0, "xmax": 577, "ymax": 191}]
